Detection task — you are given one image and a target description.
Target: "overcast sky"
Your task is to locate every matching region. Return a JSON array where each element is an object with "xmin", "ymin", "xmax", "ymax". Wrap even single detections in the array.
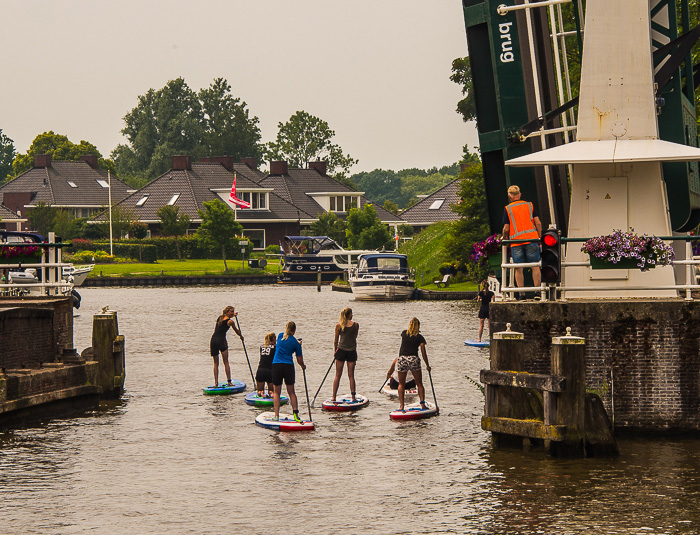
[{"xmin": 2, "ymin": 1, "xmax": 478, "ymax": 173}]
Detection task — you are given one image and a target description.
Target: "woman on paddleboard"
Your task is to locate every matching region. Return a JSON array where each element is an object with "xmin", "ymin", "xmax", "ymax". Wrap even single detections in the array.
[
  {"xmin": 386, "ymin": 357, "xmax": 417, "ymax": 391},
  {"xmin": 395, "ymin": 317, "xmax": 431, "ymax": 411},
  {"xmin": 210, "ymin": 306, "xmax": 244, "ymax": 387},
  {"xmin": 476, "ymin": 280, "xmax": 495, "ymax": 343},
  {"xmin": 255, "ymin": 332, "xmax": 276, "ymax": 397},
  {"xmin": 272, "ymin": 321, "xmax": 306, "ymax": 422},
  {"xmin": 332, "ymin": 307, "xmax": 359, "ymax": 402}
]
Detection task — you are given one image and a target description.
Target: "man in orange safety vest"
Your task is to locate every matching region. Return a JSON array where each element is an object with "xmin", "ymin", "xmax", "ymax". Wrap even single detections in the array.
[{"xmin": 502, "ymin": 185, "xmax": 542, "ymax": 294}]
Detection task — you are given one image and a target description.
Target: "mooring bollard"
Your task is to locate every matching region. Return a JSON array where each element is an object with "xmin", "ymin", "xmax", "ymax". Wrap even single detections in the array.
[{"xmin": 317, "ymin": 271, "xmax": 322, "ymax": 292}]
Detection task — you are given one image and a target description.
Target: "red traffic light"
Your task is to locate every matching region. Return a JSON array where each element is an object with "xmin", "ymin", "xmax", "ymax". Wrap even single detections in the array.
[{"xmin": 542, "ymin": 233, "xmax": 559, "ymax": 247}]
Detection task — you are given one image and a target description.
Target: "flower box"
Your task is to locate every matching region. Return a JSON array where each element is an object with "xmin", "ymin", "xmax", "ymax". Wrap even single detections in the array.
[{"xmin": 589, "ymin": 256, "xmax": 654, "ymax": 270}]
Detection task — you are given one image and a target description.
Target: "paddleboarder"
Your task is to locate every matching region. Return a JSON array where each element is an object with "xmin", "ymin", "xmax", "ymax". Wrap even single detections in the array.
[
  {"xmin": 272, "ymin": 321, "xmax": 306, "ymax": 422},
  {"xmin": 476, "ymin": 280, "xmax": 494, "ymax": 342},
  {"xmin": 209, "ymin": 306, "xmax": 244, "ymax": 387},
  {"xmin": 386, "ymin": 357, "xmax": 416, "ymax": 391},
  {"xmin": 395, "ymin": 317, "xmax": 432, "ymax": 412},
  {"xmin": 255, "ymin": 332, "xmax": 276, "ymax": 397},
  {"xmin": 331, "ymin": 307, "xmax": 360, "ymax": 402}
]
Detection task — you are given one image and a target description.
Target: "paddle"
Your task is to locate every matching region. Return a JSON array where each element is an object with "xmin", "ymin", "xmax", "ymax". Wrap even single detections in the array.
[
  {"xmin": 311, "ymin": 357, "xmax": 335, "ymax": 406},
  {"xmin": 234, "ymin": 316, "xmax": 256, "ymax": 386},
  {"xmin": 427, "ymin": 368, "xmax": 439, "ymax": 414},
  {"xmin": 302, "ymin": 368, "xmax": 313, "ymax": 422},
  {"xmin": 378, "ymin": 377, "xmax": 389, "ymax": 393}
]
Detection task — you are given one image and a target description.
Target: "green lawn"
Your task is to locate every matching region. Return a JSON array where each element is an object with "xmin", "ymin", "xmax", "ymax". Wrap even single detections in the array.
[{"xmin": 89, "ymin": 258, "xmax": 281, "ymax": 278}]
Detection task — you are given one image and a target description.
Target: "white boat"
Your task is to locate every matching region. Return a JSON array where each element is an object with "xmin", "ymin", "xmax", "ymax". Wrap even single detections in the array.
[
  {"xmin": 62, "ymin": 264, "xmax": 94, "ymax": 286},
  {"xmin": 349, "ymin": 253, "xmax": 415, "ymax": 301}
]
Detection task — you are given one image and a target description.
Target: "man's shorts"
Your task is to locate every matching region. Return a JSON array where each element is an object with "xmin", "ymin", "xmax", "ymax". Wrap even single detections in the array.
[{"xmin": 511, "ymin": 242, "xmax": 540, "ymax": 263}]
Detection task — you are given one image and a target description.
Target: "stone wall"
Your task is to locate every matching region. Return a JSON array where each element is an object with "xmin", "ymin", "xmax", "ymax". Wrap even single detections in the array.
[{"xmin": 490, "ymin": 299, "xmax": 700, "ymax": 433}]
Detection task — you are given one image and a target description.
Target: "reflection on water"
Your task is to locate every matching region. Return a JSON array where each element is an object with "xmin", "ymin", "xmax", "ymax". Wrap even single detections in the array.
[{"xmin": 0, "ymin": 286, "xmax": 699, "ymax": 534}]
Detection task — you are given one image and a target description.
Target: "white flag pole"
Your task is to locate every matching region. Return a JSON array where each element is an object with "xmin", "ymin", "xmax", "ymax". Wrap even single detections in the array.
[{"xmin": 108, "ymin": 169, "xmax": 113, "ymax": 256}]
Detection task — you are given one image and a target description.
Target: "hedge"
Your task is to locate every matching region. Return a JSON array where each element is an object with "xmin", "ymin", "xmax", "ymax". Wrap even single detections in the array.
[
  {"xmin": 93, "ymin": 236, "xmax": 253, "ymax": 261},
  {"xmin": 93, "ymin": 242, "xmax": 158, "ymax": 263}
]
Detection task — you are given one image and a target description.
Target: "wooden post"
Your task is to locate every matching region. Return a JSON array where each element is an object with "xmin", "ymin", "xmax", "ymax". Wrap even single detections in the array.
[
  {"xmin": 92, "ymin": 311, "xmax": 125, "ymax": 398},
  {"xmin": 317, "ymin": 271, "xmax": 322, "ymax": 292},
  {"xmin": 548, "ymin": 327, "xmax": 585, "ymax": 456},
  {"xmin": 487, "ymin": 323, "xmax": 526, "ymax": 446}
]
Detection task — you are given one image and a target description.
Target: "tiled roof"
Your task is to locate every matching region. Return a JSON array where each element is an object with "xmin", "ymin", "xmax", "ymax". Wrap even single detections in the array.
[
  {"xmin": 0, "ymin": 161, "xmax": 132, "ymax": 208},
  {"xmin": 260, "ymin": 168, "xmax": 402, "ymax": 223},
  {"xmin": 0, "ymin": 203, "xmax": 22, "ymax": 220},
  {"xmin": 99, "ymin": 162, "xmax": 313, "ymax": 222},
  {"xmin": 399, "ymin": 179, "xmax": 462, "ymax": 225}
]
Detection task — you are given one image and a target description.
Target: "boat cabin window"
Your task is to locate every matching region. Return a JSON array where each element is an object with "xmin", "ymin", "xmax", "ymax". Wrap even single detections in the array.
[{"xmin": 376, "ymin": 257, "xmax": 403, "ymax": 271}]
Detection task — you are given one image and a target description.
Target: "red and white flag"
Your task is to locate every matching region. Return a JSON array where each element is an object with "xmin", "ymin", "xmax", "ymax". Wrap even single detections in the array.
[{"xmin": 229, "ymin": 172, "xmax": 251, "ymax": 209}]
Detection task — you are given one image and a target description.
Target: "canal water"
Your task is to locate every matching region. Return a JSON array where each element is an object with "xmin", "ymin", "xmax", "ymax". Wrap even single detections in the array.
[{"xmin": 1, "ymin": 286, "xmax": 700, "ymax": 534}]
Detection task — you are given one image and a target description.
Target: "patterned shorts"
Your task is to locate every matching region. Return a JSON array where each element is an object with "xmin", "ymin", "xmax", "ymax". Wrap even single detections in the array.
[{"xmin": 396, "ymin": 354, "xmax": 421, "ymax": 373}]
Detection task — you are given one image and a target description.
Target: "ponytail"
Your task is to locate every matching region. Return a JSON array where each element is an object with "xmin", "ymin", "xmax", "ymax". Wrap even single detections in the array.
[{"xmin": 282, "ymin": 321, "xmax": 296, "ymax": 341}]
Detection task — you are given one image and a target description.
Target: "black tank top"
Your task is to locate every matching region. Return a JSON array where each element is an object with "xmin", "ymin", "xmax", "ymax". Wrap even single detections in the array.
[{"xmin": 212, "ymin": 318, "xmax": 230, "ymax": 339}]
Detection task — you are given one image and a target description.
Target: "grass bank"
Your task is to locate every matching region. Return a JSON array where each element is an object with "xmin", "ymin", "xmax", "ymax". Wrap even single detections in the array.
[{"xmin": 88, "ymin": 258, "xmax": 281, "ymax": 278}]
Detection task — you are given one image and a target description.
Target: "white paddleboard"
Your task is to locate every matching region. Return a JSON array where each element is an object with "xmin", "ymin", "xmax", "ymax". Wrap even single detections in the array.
[
  {"xmin": 381, "ymin": 384, "xmax": 418, "ymax": 400},
  {"xmin": 465, "ymin": 339, "xmax": 490, "ymax": 347},
  {"xmin": 255, "ymin": 411, "xmax": 315, "ymax": 431},
  {"xmin": 389, "ymin": 401, "xmax": 439, "ymax": 420},
  {"xmin": 322, "ymin": 394, "xmax": 369, "ymax": 411}
]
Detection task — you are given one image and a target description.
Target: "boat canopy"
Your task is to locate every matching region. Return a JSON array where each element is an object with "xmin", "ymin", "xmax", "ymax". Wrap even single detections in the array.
[
  {"xmin": 357, "ymin": 253, "xmax": 409, "ymax": 273},
  {"xmin": 281, "ymin": 236, "xmax": 345, "ymax": 255}
]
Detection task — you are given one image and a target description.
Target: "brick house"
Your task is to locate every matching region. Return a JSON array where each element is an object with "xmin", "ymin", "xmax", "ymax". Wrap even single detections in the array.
[
  {"xmin": 0, "ymin": 204, "xmax": 25, "ymax": 231},
  {"xmin": 0, "ymin": 154, "xmax": 132, "ymax": 229}
]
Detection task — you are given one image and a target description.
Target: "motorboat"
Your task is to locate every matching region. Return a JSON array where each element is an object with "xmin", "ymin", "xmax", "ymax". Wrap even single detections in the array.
[
  {"xmin": 349, "ymin": 253, "xmax": 415, "ymax": 300},
  {"xmin": 279, "ymin": 236, "xmax": 373, "ymax": 284},
  {"xmin": 62, "ymin": 263, "xmax": 94, "ymax": 286}
]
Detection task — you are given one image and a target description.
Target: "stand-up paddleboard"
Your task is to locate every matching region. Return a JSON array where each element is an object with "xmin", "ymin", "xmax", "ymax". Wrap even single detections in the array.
[
  {"xmin": 255, "ymin": 411, "xmax": 315, "ymax": 431},
  {"xmin": 381, "ymin": 384, "xmax": 418, "ymax": 400},
  {"xmin": 465, "ymin": 339, "xmax": 490, "ymax": 347},
  {"xmin": 389, "ymin": 401, "xmax": 438, "ymax": 420},
  {"xmin": 245, "ymin": 392, "xmax": 289, "ymax": 407},
  {"xmin": 203, "ymin": 380, "xmax": 246, "ymax": 395},
  {"xmin": 322, "ymin": 394, "xmax": 369, "ymax": 412}
]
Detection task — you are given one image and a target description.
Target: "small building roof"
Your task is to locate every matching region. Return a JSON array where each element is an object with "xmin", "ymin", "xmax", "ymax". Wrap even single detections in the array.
[{"xmin": 399, "ymin": 179, "xmax": 461, "ymax": 226}]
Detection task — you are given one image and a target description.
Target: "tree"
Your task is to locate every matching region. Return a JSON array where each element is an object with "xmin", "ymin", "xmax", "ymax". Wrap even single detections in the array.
[
  {"xmin": 265, "ymin": 111, "xmax": 358, "ymax": 179},
  {"xmin": 199, "ymin": 78, "xmax": 263, "ymax": 164},
  {"xmin": 0, "ymin": 129, "xmax": 16, "ymax": 184},
  {"xmin": 305, "ymin": 211, "xmax": 347, "ymax": 246},
  {"xmin": 27, "ymin": 202, "xmax": 56, "ymax": 236},
  {"xmin": 346, "ymin": 204, "xmax": 392, "ymax": 250},
  {"xmin": 383, "ymin": 200, "xmax": 400, "ymax": 216},
  {"xmin": 114, "ymin": 77, "xmax": 263, "ymax": 185},
  {"xmin": 96, "ymin": 204, "xmax": 136, "ymax": 240},
  {"xmin": 11, "ymin": 131, "xmax": 114, "ymax": 177},
  {"xmin": 196, "ymin": 199, "xmax": 242, "ymax": 271},
  {"xmin": 450, "ymin": 57, "xmax": 476, "ymax": 123},
  {"xmin": 52, "ymin": 209, "xmax": 81, "ymax": 240},
  {"xmin": 351, "ymin": 169, "xmax": 402, "ymax": 206},
  {"xmin": 157, "ymin": 205, "xmax": 191, "ymax": 260}
]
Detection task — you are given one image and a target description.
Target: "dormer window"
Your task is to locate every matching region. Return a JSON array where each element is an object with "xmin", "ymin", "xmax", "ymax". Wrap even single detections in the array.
[
  {"xmin": 168, "ymin": 194, "xmax": 180, "ymax": 205},
  {"xmin": 237, "ymin": 192, "xmax": 268, "ymax": 210},
  {"xmin": 136, "ymin": 195, "xmax": 149, "ymax": 206},
  {"xmin": 67, "ymin": 181, "xmax": 77, "ymax": 188},
  {"xmin": 329, "ymin": 195, "xmax": 359, "ymax": 212},
  {"xmin": 429, "ymin": 199, "xmax": 445, "ymax": 210}
]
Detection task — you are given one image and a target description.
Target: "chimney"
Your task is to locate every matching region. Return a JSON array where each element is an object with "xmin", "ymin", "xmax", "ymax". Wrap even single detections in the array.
[
  {"xmin": 240, "ymin": 157, "xmax": 257, "ymax": 170},
  {"xmin": 171, "ymin": 155, "xmax": 192, "ymax": 171},
  {"xmin": 208, "ymin": 156, "xmax": 235, "ymax": 172},
  {"xmin": 34, "ymin": 154, "xmax": 52, "ymax": 168},
  {"xmin": 80, "ymin": 154, "xmax": 98, "ymax": 168},
  {"xmin": 270, "ymin": 161, "xmax": 288, "ymax": 175},
  {"xmin": 308, "ymin": 161, "xmax": 327, "ymax": 176}
]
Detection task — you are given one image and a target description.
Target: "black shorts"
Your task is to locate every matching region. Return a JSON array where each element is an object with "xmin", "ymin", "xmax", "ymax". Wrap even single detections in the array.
[
  {"xmin": 210, "ymin": 337, "xmax": 227, "ymax": 357},
  {"xmin": 478, "ymin": 308, "xmax": 489, "ymax": 320},
  {"xmin": 389, "ymin": 377, "xmax": 417, "ymax": 390},
  {"xmin": 256, "ymin": 367, "xmax": 273, "ymax": 383},
  {"xmin": 334, "ymin": 348, "xmax": 358, "ymax": 362},
  {"xmin": 271, "ymin": 363, "xmax": 295, "ymax": 386}
]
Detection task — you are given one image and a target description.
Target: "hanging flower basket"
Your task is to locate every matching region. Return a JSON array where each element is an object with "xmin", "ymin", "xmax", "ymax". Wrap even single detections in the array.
[
  {"xmin": 581, "ymin": 229, "xmax": 674, "ymax": 272},
  {"xmin": 471, "ymin": 234, "xmax": 503, "ymax": 267},
  {"xmin": 0, "ymin": 245, "xmax": 43, "ymax": 265}
]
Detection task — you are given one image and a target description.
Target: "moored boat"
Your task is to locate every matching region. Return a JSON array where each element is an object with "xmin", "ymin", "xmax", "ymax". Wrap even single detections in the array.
[
  {"xmin": 349, "ymin": 253, "xmax": 415, "ymax": 301},
  {"xmin": 279, "ymin": 236, "xmax": 373, "ymax": 284}
]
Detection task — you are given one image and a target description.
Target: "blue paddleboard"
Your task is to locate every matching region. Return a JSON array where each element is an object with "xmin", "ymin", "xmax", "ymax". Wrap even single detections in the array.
[
  {"xmin": 255, "ymin": 411, "xmax": 315, "ymax": 431},
  {"xmin": 245, "ymin": 392, "xmax": 289, "ymax": 407},
  {"xmin": 203, "ymin": 379, "xmax": 246, "ymax": 395},
  {"xmin": 464, "ymin": 339, "xmax": 490, "ymax": 347}
]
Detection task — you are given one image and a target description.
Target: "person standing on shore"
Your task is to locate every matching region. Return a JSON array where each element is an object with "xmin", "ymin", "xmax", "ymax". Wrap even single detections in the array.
[
  {"xmin": 272, "ymin": 321, "xmax": 306, "ymax": 422},
  {"xmin": 395, "ymin": 317, "xmax": 433, "ymax": 412},
  {"xmin": 209, "ymin": 306, "xmax": 244, "ymax": 387},
  {"xmin": 502, "ymin": 185, "xmax": 542, "ymax": 294},
  {"xmin": 332, "ymin": 307, "xmax": 359, "ymax": 402}
]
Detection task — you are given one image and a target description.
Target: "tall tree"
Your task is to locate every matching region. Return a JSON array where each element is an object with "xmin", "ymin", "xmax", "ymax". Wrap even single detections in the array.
[
  {"xmin": 52, "ymin": 209, "xmax": 81, "ymax": 240},
  {"xmin": 11, "ymin": 131, "xmax": 114, "ymax": 177},
  {"xmin": 157, "ymin": 205, "xmax": 191, "ymax": 260},
  {"xmin": 265, "ymin": 111, "xmax": 358, "ymax": 179},
  {"xmin": 351, "ymin": 169, "xmax": 402, "ymax": 206},
  {"xmin": 27, "ymin": 202, "xmax": 56, "ymax": 236},
  {"xmin": 450, "ymin": 57, "xmax": 476, "ymax": 123},
  {"xmin": 96, "ymin": 204, "xmax": 136, "ymax": 241},
  {"xmin": 0, "ymin": 129, "xmax": 16, "ymax": 183},
  {"xmin": 345, "ymin": 204, "xmax": 392, "ymax": 250},
  {"xmin": 199, "ymin": 78, "xmax": 263, "ymax": 164},
  {"xmin": 305, "ymin": 211, "xmax": 347, "ymax": 246},
  {"xmin": 114, "ymin": 77, "xmax": 263, "ymax": 185},
  {"xmin": 196, "ymin": 199, "xmax": 242, "ymax": 271}
]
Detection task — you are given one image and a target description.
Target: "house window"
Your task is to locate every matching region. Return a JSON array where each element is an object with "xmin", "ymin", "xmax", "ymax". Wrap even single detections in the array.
[
  {"xmin": 429, "ymin": 199, "xmax": 445, "ymax": 210},
  {"xmin": 330, "ymin": 195, "xmax": 359, "ymax": 212},
  {"xmin": 242, "ymin": 229, "xmax": 265, "ymax": 249},
  {"xmin": 237, "ymin": 192, "xmax": 268, "ymax": 210},
  {"xmin": 67, "ymin": 181, "xmax": 77, "ymax": 188},
  {"xmin": 330, "ymin": 197, "xmax": 336, "ymax": 211},
  {"xmin": 136, "ymin": 195, "xmax": 149, "ymax": 206},
  {"xmin": 168, "ymin": 194, "xmax": 180, "ymax": 205},
  {"xmin": 96, "ymin": 179, "xmax": 109, "ymax": 188},
  {"xmin": 259, "ymin": 193, "xmax": 266, "ymax": 209}
]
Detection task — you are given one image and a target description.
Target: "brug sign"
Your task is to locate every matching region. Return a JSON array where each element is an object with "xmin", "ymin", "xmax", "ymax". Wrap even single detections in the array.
[{"xmin": 498, "ymin": 21, "xmax": 514, "ymax": 63}]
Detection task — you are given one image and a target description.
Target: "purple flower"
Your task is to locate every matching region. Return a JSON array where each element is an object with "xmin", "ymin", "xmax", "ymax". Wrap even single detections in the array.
[{"xmin": 581, "ymin": 229, "xmax": 674, "ymax": 272}]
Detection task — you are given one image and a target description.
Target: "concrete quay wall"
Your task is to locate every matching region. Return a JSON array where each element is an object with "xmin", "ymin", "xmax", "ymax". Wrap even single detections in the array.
[{"xmin": 490, "ymin": 299, "xmax": 700, "ymax": 434}]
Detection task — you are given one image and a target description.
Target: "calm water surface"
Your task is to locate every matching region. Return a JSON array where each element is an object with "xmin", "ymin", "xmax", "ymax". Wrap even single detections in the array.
[{"xmin": 1, "ymin": 286, "xmax": 699, "ymax": 534}]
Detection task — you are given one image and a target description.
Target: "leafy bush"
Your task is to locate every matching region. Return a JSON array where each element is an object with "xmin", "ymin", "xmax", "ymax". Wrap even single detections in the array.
[
  {"xmin": 68, "ymin": 238, "xmax": 94, "ymax": 252},
  {"xmin": 69, "ymin": 250, "xmax": 97, "ymax": 263},
  {"xmin": 93, "ymin": 242, "xmax": 158, "ymax": 263},
  {"xmin": 265, "ymin": 244, "xmax": 281, "ymax": 254}
]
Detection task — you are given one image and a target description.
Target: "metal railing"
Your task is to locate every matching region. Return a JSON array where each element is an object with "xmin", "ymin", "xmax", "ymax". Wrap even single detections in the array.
[
  {"xmin": 497, "ymin": 234, "xmax": 700, "ymax": 301},
  {"xmin": 0, "ymin": 237, "xmax": 73, "ymax": 297}
]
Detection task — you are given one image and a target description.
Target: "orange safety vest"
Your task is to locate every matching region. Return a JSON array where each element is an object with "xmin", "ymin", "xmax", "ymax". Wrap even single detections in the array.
[{"xmin": 506, "ymin": 200, "xmax": 539, "ymax": 247}]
